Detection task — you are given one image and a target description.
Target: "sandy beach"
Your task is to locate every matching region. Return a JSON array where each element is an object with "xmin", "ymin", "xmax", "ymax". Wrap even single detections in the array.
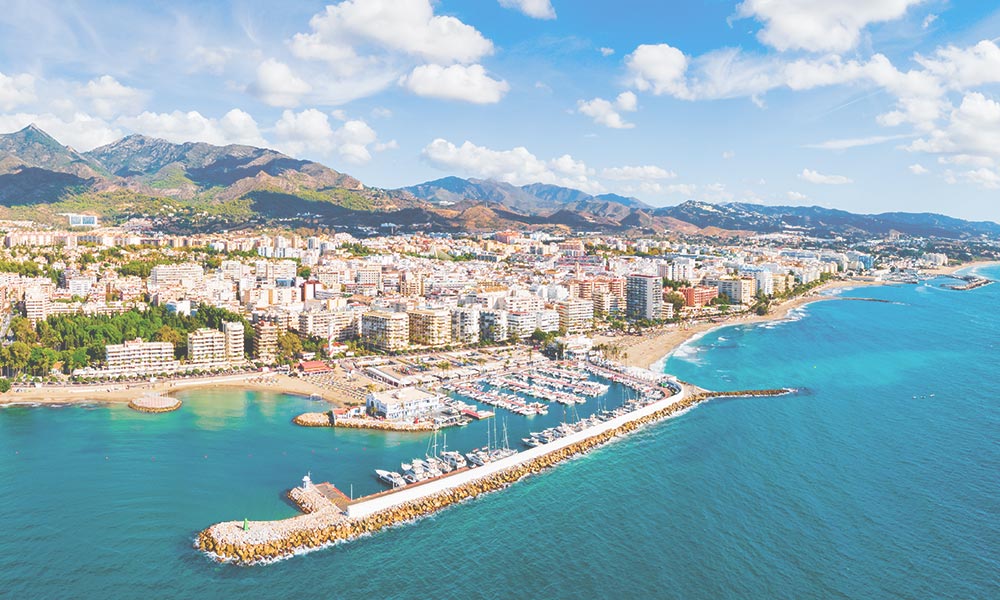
[
  {"xmin": 0, "ymin": 372, "xmax": 352, "ymax": 407},
  {"xmin": 593, "ymin": 278, "xmax": 891, "ymax": 370}
]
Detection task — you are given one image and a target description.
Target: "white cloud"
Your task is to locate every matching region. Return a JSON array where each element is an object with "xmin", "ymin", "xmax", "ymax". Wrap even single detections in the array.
[
  {"xmin": 735, "ymin": 0, "xmax": 923, "ymax": 53},
  {"xmin": 400, "ymin": 64, "xmax": 509, "ymax": 104},
  {"xmin": 915, "ymin": 41, "xmax": 1000, "ymax": 91},
  {"xmin": 274, "ymin": 109, "xmax": 390, "ymax": 164},
  {"xmin": 302, "ymin": 0, "xmax": 492, "ymax": 65},
  {"xmin": 118, "ymin": 109, "xmax": 266, "ymax": 147},
  {"xmin": 937, "ymin": 154, "xmax": 994, "ymax": 167},
  {"xmin": 371, "ymin": 107, "xmax": 393, "ymax": 118},
  {"xmin": 577, "ymin": 92, "xmax": 638, "ymax": 129},
  {"xmin": 0, "ymin": 112, "xmax": 120, "ymax": 151},
  {"xmin": 799, "ymin": 168, "xmax": 853, "ymax": 184},
  {"xmin": 908, "ymin": 163, "xmax": 928, "ymax": 174},
  {"xmin": 190, "ymin": 46, "xmax": 237, "ymax": 74},
  {"xmin": 252, "ymin": 59, "xmax": 311, "ymax": 107},
  {"xmin": 922, "ymin": 14, "xmax": 937, "ymax": 29},
  {"xmin": 601, "ymin": 165, "xmax": 676, "ymax": 181},
  {"xmin": 625, "ymin": 44, "xmax": 689, "ymax": 97},
  {"xmin": 600, "ymin": 47, "xmax": 615, "ymax": 57},
  {"xmin": 79, "ymin": 75, "xmax": 144, "ymax": 119},
  {"xmin": 0, "ymin": 72, "xmax": 36, "ymax": 111},
  {"xmin": 421, "ymin": 138, "xmax": 604, "ymax": 193},
  {"xmin": 954, "ymin": 167, "xmax": 1000, "ymax": 189},
  {"xmin": 805, "ymin": 133, "xmax": 912, "ymax": 150},
  {"xmin": 908, "ymin": 93, "xmax": 1000, "ymax": 158},
  {"xmin": 787, "ymin": 191, "xmax": 808, "ymax": 201},
  {"xmin": 722, "ymin": 150, "xmax": 735, "ymax": 159},
  {"xmin": 498, "ymin": 0, "xmax": 556, "ymax": 19}
]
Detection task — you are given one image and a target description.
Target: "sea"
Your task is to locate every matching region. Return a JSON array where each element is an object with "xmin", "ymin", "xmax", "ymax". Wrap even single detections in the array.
[{"xmin": 1, "ymin": 266, "xmax": 998, "ymax": 599}]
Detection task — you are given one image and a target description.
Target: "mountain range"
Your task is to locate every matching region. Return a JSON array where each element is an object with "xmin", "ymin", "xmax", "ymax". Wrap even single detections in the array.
[{"xmin": 0, "ymin": 124, "xmax": 997, "ymax": 239}]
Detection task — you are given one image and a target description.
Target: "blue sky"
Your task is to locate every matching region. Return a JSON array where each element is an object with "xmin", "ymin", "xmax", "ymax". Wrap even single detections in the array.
[{"xmin": 1, "ymin": 0, "xmax": 999, "ymax": 220}]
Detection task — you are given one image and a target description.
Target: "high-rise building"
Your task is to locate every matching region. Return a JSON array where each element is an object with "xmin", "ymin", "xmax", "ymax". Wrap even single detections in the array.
[
  {"xmin": 188, "ymin": 328, "xmax": 226, "ymax": 364},
  {"xmin": 716, "ymin": 278, "xmax": 756, "ymax": 304},
  {"xmin": 407, "ymin": 308, "xmax": 451, "ymax": 347},
  {"xmin": 223, "ymin": 322, "xmax": 245, "ymax": 363},
  {"xmin": 106, "ymin": 338, "xmax": 176, "ymax": 375},
  {"xmin": 555, "ymin": 298, "xmax": 594, "ymax": 334},
  {"xmin": 361, "ymin": 311, "xmax": 409, "ymax": 352},
  {"xmin": 479, "ymin": 309, "xmax": 509, "ymax": 343},
  {"xmin": 24, "ymin": 288, "xmax": 49, "ymax": 325},
  {"xmin": 450, "ymin": 307, "xmax": 480, "ymax": 345},
  {"xmin": 253, "ymin": 321, "xmax": 279, "ymax": 364},
  {"xmin": 626, "ymin": 274, "xmax": 663, "ymax": 321}
]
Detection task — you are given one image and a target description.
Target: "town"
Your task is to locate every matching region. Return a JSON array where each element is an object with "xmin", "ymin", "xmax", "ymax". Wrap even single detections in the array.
[{"xmin": 0, "ymin": 215, "xmax": 981, "ymax": 419}]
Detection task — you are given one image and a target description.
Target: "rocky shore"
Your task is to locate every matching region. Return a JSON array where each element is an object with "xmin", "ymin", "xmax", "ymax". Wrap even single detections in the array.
[
  {"xmin": 292, "ymin": 412, "xmax": 333, "ymax": 427},
  {"xmin": 197, "ymin": 387, "xmax": 790, "ymax": 565},
  {"xmin": 332, "ymin": 417, "xmax": 439, "ymax": 432}
]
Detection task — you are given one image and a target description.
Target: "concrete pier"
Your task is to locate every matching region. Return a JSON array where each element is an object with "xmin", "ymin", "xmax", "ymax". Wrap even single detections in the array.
[{"xmin": 196, "ymin": 385, "xmax": 791, "ymax": 565}]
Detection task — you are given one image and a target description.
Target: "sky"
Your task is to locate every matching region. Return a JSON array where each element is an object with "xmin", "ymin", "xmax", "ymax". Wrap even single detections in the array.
[{"xmin": 0, "ymin": 0, "xmax": 999, "ymax": 221}]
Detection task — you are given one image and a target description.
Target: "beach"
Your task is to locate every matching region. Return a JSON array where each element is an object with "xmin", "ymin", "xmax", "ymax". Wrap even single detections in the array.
[
  {"xmin": 594, "ymin": 278, "xmax": 890, "ymax": 370},
  {"xmin": 0, "ymin": 372, "xmax": 353, "ymax": 407}
]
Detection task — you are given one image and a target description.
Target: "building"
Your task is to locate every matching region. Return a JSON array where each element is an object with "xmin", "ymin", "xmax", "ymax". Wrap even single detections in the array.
[
  {"xmin": 361, "ymin": 311, "xmax": 410, "ymax": 352},
  {"xmin": 753, "ymin": 271, "xmax": 774, "ymax": 297},
  {"xmin": 407, "ymin": 308, "xmax": 451, "ymax": 347},
  {"xmin": 716, "ymin": 278, "xmax": 756, "ymax": 304},
  {"xmin": 593, "ymin": 291, "xmax": 621, "ymax": 318},
  {"xmin": 253, "ymin": 321, "xmax": 279, "ymax": 364},
  {"xmin": 450, "ymin": 307, "xmax": 480, "ymax": 345},
  {"xmin": 679, "ymin": 286, "xmax": 719, "ymax": 307},
  {"xmin": 24, "ymin": 288, "xmax": 49, "ymax": 325},
  {"xmin": 480, "ymin": 309, "xmax": 508, "ymax": 343},
  {"xmin": 366, "ymin": 387, "xmax": 445, "ymax": 421},
  {"xmin": 223, "ymin": 322, "xmax": 245, "ymax": 363},
  {"xmin": 626, "ymin": 274, "xmax": 663, "ymax": 321},
  {"xmin": 150, "ymin": 263, "xmax": 204, "ymax": 288},
  {"xmin": 188, "ymin": 328, "xmax": 226, "ymax": 364},
  {"xmin": 106, "ymin": 338, "xmax": 176, "ymax": 375},
  {"xmin": 298, "ymin": 310, "xmax": 358, "ymax": 341},
  {"xmin": 555, "ymin": 298, "xmax": 594, "ymax": 334}
]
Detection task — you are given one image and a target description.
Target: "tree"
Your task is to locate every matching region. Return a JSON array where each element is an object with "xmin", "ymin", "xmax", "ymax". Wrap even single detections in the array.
[
  {"xmin": 664, "ymin": 292, "xmax": 686, "ymax": 316},
  {"xmin": 0, "ymin": 378, "xmax": 10, "ymax": 393},
  {"xmin": 276, "ymin": 331, "xmax": 303, "ymax": 363},
  {"xmin": 297, "ymin": 265, "xmax": 312, "ymax": 278},
  {"xmin": 11, "ymin": 317, "xmax": 36, "ymax": 344},
  {"xmin": 7, "ymin": 341, "xmax": 30, "ymax": 375}
]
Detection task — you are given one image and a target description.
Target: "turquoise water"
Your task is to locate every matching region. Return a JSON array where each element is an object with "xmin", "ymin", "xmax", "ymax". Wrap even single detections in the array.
[{"xmin": 2, "ymin": 268, "xmax": 998, "ymax": 599}]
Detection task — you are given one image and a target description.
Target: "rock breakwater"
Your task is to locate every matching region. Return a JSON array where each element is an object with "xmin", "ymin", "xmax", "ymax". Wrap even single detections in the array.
[{"xmin": 197, "ymin": 387, "xmax": 790, "ymax": 565}]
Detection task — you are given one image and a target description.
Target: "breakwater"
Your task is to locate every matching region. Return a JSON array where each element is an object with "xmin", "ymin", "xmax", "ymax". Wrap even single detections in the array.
[
  {"xmin": 331, "ymin": 417, "xmax": 439, "ymax": 432},
  {"xmin": 128, "ymin": 395, "xmax": 182, "ymax": 413},
  {"xmin": 197, "ymin": 386, "xmax": 791, "ymax": 565},
  {"xmin": 292, "ymin": 412, "xmax": 333, "ymax": 427}
]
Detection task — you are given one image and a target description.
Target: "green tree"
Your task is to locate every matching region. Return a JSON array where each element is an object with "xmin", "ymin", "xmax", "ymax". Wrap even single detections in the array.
[
  {"xmin": 8, "ymin": 341, "xmax": 30, "ymax": 375},
  {"xmin": 0, "ymin": 377, "xmax": 11, "ymax": 393},
  {"xmin": 276, "ymin": 331, "xmax": 303, "ymax": 363}
]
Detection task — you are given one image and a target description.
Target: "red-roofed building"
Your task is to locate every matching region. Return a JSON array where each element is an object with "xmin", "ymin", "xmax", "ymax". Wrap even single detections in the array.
[{"xmin": 297, "ymin": 360, "xmax": 333, "ymax": 375}]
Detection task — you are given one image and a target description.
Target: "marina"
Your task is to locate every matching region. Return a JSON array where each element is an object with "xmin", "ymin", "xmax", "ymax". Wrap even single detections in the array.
[{"xmin": 196, "ymin": 384, "xmax": 793, "ymax": 564}]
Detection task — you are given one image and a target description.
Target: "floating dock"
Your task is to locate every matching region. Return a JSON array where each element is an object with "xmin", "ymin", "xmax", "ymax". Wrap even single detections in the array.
[{"xmin": 196, "ymin": 385, "xmax": 790, "ymax": 565}]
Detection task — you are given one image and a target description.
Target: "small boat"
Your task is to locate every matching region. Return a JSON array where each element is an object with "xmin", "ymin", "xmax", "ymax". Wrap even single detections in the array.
[
  {"xmin": 440, "ymin": 450, "xmax": 468, "ymax": 469},
  {"xmin": 375, "ymin": 469, "xmax": 406, "ymax": 488}
]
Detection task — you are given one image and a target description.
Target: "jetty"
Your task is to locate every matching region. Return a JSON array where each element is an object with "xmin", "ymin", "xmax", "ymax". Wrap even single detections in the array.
[
  {"xmin": 196, "ymin": 384, "xmax": 792, "ymax": 565},
  {"xmin": 128, "ymin": 393, "xmax": 181, "ymax": 413},
  {"xmin": 943, "ymin": 275, "xmax": 993, "ymax": 291}
]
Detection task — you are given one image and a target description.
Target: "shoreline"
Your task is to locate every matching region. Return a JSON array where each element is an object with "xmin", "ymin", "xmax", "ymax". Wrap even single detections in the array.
[
  {"xmin": 595, "ymin": 278, "xmax": 889, "ymax": 371},
  {"xmin": 0, "ymin": 373, "xmax": 352, "ymax": 408}
]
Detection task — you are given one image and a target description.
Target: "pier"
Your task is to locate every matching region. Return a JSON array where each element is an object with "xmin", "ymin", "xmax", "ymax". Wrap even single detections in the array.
[
  {"xmin": 128, "ymin": 394, "xmax": 181, "ymax": 413},
  {"xmin": 196, "ymin": 385, "xmax": 792, "ymax": 565}
]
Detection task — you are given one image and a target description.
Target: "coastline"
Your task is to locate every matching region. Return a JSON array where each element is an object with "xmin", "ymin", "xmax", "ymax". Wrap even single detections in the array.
[
  {"xmin": 0, "ymin": 373, "xmax": 352, "ymax": 407},
  {"xmin": 595, "ymin": 278, "xmax": 889, "ymax": 371}
]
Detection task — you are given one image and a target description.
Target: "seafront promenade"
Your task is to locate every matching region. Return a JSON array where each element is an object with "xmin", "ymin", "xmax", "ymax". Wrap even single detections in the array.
[{"xmin": 196, "ymin": 384, "xmax": 790, "ymax": 564}]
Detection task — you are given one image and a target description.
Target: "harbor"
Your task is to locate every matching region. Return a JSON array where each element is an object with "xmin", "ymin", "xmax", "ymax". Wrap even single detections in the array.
[{"xmin": 195, "ymin": 366, "xmax": 792, "ymax": 565}]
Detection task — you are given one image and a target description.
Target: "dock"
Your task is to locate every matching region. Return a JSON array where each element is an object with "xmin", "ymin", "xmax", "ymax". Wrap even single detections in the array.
[{"xmin": 195, "ymin": 385, "xmax": 792, "ymax": 565}]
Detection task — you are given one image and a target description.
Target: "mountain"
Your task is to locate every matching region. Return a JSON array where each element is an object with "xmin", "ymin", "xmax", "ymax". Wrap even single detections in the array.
[
  {"xmin": 653, "ymin": 200, "xmax": 1000, "ymax": 238},
  {"xmin": 0, "ymin": 125, "xmax": 997, "ymax": 239},
  {"xmin": 400, "ymin": 177, "xmax": 650, "ymax": 219}
]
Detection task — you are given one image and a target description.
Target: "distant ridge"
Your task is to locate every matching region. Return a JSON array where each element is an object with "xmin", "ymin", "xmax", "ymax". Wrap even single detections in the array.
[{"xmin": 0, "ymin": 124, "xmax": 996, "ymax": 239}]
